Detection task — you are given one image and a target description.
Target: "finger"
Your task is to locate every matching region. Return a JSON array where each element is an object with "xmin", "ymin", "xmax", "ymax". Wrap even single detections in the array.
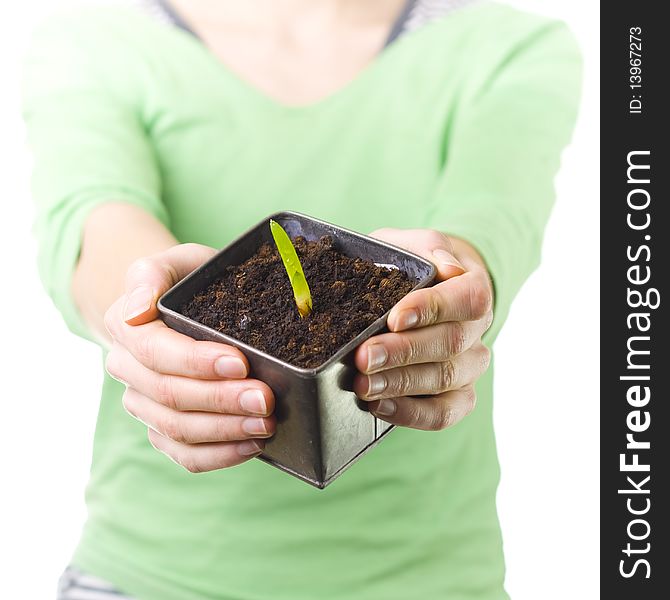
[
  {"xmin": 106, "ymin": 344, "xmax": 274, "ymax": 415},
  {"xmin": 123, "ymin": 243, "xmax": 217, "ymax": 325},
  {"xmin": 369, "ymin": 228, "xmax": 465, "ymax": 281},
  {"xmin": 122, "ymin": 388, "xmax": 275, "ymax": 443},
  {"xmin": 105, "ymin": 300, "xmax": 249, "ymax": 379},
  {"xmin": 147, "ymin": 428, "xmax": 265, "ymax": 473},
  {"xmin": 354, "ymin": 316, "xmax": 493, "ymax": 374},
  {"xmin": 367, "ymin": 385, "xmax": 477, "ymax": 431},
  {"xmin": 387, "ymin": 268, "xmax": 492, "ymax": 331},
  {"xmin": 354, "ymin": 344, "xmax": 490, "ymax": 400}
]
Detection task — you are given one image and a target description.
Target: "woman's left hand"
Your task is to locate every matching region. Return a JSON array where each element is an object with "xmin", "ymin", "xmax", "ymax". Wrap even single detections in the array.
[{"xmin": 354, "ymin": 228, "xmax": 494, "ymax": 431}]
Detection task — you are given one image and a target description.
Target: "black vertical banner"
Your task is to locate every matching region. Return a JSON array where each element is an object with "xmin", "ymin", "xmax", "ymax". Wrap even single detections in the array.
[{"xmin": 601, "ymin": 2, "xmax": 669, "ymax": 597}]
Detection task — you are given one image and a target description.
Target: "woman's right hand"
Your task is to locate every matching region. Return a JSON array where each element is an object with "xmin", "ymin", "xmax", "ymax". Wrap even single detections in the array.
[{"xmin": 104, "ymin": 243, "xmax": 276, "ymax": 473}]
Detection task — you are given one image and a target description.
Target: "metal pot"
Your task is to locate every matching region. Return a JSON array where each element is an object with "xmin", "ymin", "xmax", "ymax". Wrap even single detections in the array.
[{"xmin": 158, "ymin": 211, "xmax": 435, "ymax": 488}]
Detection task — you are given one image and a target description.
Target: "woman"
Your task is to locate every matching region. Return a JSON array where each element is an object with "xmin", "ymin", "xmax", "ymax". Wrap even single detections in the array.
[{"xmin": 23, "ymin": 0, "xmax": 581, "ymax": 598}]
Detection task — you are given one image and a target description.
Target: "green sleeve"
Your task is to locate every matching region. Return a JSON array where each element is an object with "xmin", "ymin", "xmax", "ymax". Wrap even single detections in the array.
[
  {"xmin": 427, "ymin": 20, "xmax": 582, "ymax": 341},
  {"xmin": 21, "ymin": 13, "xmax": 170, "ymax": 341}
]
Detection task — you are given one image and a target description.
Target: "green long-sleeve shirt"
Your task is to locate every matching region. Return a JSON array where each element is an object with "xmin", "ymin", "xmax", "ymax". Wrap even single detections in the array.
[{"xmin": 22, "ymin": 3, "xmax": 581, "ymax": 599}]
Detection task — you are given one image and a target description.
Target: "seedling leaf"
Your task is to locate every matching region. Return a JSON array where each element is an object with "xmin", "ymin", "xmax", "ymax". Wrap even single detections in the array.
[{"xmin": 270, "ymin": 220, "xmax": 313, "ymax": 317}]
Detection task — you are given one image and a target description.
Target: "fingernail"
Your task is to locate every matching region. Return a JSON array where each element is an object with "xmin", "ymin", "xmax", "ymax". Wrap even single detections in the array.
[
  {"xmin": 239, "ymin": 389, "xmax": 267, "ymax": 415},
  {"xmin": 394, "ymin": 309, "xmax": 419, "ymax": 331},
  {"xmin": 366, "ymin": 373, "xmax": 387, "ymax": 397},
  {"xmin": 374, "ymin": 399, "xmax": 396, "ymax": 417},
  {"xmin": 367, "ymin": 344, "xmax": 388, "ymax": 372},
  {"xmin": 432, "ymin": 248, "xmax": 465, "ymax": 270},
  {"xmin": 214, "ymin": 356, "xmax": 247, "ymax": 379},
  {"xmin": 242, "ymin": 418, "xmax": 268, "ymax": 436},
  {"xmin": 237, "ymin": 440, "xmax": 264, "ymax": 456},
  {"xmin": 123, "ymin": 286, "xmax": 154, "ymax": 322}
]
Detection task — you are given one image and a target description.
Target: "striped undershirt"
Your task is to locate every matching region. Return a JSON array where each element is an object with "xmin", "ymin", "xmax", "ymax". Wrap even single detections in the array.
[{"xmin": 130, "ymin": 0, "xmax": 478, "ymax": 46}]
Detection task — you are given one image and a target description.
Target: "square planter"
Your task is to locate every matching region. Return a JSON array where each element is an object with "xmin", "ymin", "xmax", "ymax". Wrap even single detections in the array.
[{"xmin": 158, "ymin": 211, "xmax": 435, "ymax": 488}]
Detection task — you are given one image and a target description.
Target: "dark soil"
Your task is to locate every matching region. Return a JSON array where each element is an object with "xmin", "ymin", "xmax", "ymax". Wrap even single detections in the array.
[{"xmin": 180, "ymin": 235, "xmax": 414, "ymax": 368}]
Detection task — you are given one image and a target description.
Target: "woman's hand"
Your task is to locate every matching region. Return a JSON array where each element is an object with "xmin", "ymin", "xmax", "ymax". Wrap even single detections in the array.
[
  {"xmin": 104, "ymin": 243, "xmax": 276, "ymax": 473},
  {"xmin": 354, "ymin": 229, "xmax": 493, "ymax": 431}
]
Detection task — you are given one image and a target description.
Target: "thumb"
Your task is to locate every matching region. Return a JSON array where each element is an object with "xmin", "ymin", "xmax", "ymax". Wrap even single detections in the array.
[
  {"xmin": 428, "ymin": 245, "xmax": 466, "ymax": 282},
  {"xmin": 123, "ymin": 243, "xmax": 217, "ymax": 326},
  {"xmin": 370, "ymin": 228, "xmax": 465, "ymax": 281}
]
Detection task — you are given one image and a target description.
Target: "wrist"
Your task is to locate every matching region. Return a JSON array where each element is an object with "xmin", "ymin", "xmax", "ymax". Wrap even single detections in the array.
[{"xmin": 447, "ymin": 234, "xmax": 495, "ymax": 309}]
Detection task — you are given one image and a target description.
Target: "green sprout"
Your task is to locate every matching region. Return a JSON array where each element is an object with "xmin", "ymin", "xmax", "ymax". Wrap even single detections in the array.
[{"xmin": 270, "ymin": 220, "xmax": 313, "ymax": 318}]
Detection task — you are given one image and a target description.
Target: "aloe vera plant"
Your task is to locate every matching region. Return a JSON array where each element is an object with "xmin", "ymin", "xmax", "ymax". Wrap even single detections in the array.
[{"xmin": 270, "ymin": 220, "xmax": 313, "ymax": 317}]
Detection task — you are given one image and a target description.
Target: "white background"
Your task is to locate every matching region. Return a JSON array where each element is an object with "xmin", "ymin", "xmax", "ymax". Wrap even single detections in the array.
[{"xmin": 0, "ymin": 1, "xmax": 599, "ymax": 598}]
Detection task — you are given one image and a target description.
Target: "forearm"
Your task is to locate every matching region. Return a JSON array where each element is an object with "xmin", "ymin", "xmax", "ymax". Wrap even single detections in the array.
[{"xmin": 72, "ymin": 203, "xmax": 178, "ymax": 344}]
